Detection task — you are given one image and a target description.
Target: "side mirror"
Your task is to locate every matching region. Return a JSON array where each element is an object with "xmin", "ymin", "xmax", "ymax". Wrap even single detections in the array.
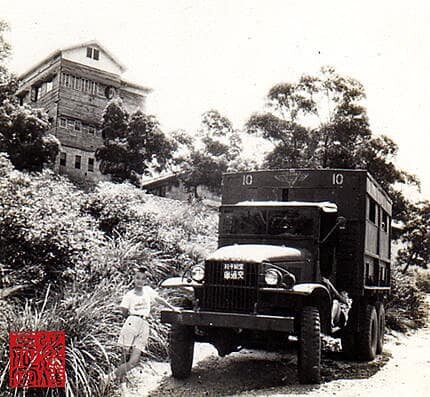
[{"xmin": 337, "ymin": 216, "xmax": 347, "ymax": 230}]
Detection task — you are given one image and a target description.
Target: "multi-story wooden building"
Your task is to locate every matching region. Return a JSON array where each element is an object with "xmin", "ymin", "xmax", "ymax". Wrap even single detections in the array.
[{"xmin": 16, "ymin": 41, "xmax": 151, "ymax": 182}]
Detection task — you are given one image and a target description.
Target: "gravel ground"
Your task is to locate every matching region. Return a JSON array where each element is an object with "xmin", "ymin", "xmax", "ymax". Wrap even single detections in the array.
[{"xmin": 124, "ymin": 297, "xmax": 429, "ymax": 397}]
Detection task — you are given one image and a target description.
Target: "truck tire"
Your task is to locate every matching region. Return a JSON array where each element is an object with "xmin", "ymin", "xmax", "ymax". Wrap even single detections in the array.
[
  {"xmin": 375, "ymin": 302, "xmax": 385, "ymax": 354},
  {"xmin": 169, "ymin": 324, "xmax": 194, "ymax": 379},
  {"xmin": 341, "ymin": 330, "xmax": 357, "ymax": 359},
  {"xmin": 298, "ymin": 306, "xmax": 321, "ymax": 384},
  {"xmin": 356, "ymin": 304, "xmax": 378, "ymax": 361}
]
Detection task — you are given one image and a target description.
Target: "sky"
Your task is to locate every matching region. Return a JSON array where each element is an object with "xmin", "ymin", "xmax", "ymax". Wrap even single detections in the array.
[{"xmin": 1, "ymin": 0, "xmax": 429, "ymax": 199}]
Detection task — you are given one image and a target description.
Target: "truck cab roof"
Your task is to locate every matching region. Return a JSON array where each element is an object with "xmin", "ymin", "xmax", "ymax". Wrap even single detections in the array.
[{"xmin": 206, "ymin": 244, "xmax": 308, "ymax": 263}]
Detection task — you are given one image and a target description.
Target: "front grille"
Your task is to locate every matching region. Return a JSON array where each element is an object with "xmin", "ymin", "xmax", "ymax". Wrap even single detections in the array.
[{"xmin": 200, "ymin": 262, "xmax": 259, "ymax": 313}]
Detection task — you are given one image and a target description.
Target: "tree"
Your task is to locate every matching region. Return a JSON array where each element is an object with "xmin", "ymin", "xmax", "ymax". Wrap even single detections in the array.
[
  {"xmin": 397, "ymin": 201, "xmax": 430, "ymax": 272},
  {"xmin": 0, "ymin": 101, "xmax": 59, "ymax": 171},
  {"xmin": 179, "ymin": 110, "xmax": 246, "ymax": 195},
  {"xmin": 0, "ymin": 20, "xmax": 12, "ymax": 85},
  {"xmin": 0, "ymin": 20, "xmax": 59, "ymax": 171},
  {"xmin": 246, "ymin": 66, "xmax": 419, "ymax": 224},
  {"xmin": 246, "ymin": 67, "xmax": 372, "ymax": 169},
  {"xmin": 360, "ymin": 134, "xmax": 419, "ymax": 221},
  {"xmin": 96, "ymin": 99, "xmax": 175, "ymax": 184},
  {"xmin": 246, "ymin": 80, "xmax": 316, "ymax": 168}
]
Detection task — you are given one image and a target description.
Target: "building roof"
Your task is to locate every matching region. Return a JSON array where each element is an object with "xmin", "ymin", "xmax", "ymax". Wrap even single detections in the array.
[
  {"xmin": 121, "ymin": 79, "xmax": 153, "ymax": 94},
  {"xmin": 19, "ymin": 40, "xmax": 127, "ymax": 80},
  {"xmin": 141, "ymin": 173, "xmax": 181, "ymax": 189}
]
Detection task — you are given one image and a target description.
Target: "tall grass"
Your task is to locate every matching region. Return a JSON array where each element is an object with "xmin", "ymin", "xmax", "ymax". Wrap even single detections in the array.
[
  {"xmin": 1, "ymin": 281, "xmax": 125, "ymax": 397},
  {"xmin": 1, "ymin": 170, "xmax": 219, "ymax": 396}
]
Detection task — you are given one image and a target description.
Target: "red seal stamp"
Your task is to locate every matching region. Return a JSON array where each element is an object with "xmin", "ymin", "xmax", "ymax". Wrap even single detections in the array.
[{"xmin": 9, "ymin": 331, "xmax": 66, "ymax": 388}]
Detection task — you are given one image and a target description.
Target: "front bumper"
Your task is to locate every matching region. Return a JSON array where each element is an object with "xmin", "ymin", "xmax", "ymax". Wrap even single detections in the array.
[{"xmin": 161, "ymin": 310, "xmax": 295, "ymax": 332}]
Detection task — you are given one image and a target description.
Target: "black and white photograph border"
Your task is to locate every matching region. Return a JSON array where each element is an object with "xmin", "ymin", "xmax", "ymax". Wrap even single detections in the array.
[{"xmin": 0, "ymin": 1, "xmax": 429, "ymax": 396}]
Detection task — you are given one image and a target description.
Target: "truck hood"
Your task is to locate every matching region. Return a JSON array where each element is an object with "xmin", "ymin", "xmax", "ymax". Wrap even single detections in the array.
[{"xmin": 206, "ymin": 244, "xmax": 308, "ymax": 263}]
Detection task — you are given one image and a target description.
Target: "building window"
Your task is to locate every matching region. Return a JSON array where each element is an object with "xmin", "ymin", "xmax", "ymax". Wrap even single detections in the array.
[
  {"xmin": 381, "ymin": 210, "xmax": 388, "ymax": 232},
  {"xmin": 74, "ymin": 77, "xmax": 81, "ymax": 90},
  {"xmin": 67, "ymin": 119, "xmax": 75, "ymax": 130},
  {"xmin": 88, "ymin": 126, "xmax": 95, "ymax": 135},
  {"xmin": 31, "ymin": 86, "xmax": 39, "ymax": 102},
  {"xmin": 59, "ymin": 118, "xmax": 67, "ymax": 128},
  {"xmin": 75, "ymin": 155, "xmax": 81, "ymax": 169},
  {"xmin": 62, "ymin": 73, "xmax": 71, "ymax": 88},
  {"xmin": 86, "ymin": 47, "xmax": 99, "ymax": 61},
  {"xmin": 74, "ymin": 120, "xmax": 81, "ymax": 132},
  {"xmin": 60, "ymin": 152, "xmax": 67, "ymax": 167},
  {"xmin": 46, "ymin": 80, "xmax": 53, "ymax": 93},
  {"xmin": 88, "ymin": 158, "xmax": 94, "ymax": 172},
  {"xmin": 368, "ymin": 197, "xmax": 377, "ymax": 224}
]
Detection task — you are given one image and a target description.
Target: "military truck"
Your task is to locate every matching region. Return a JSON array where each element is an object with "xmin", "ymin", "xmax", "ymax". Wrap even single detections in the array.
[{"xmin": 161, "ymin": 169, "xmax": 391, "ymax": 384}]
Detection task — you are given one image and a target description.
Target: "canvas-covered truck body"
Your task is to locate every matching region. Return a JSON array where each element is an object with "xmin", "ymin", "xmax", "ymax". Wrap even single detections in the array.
[{"xmin": 161, "ymin": 169, "xmax": 392, "ymax": 384}]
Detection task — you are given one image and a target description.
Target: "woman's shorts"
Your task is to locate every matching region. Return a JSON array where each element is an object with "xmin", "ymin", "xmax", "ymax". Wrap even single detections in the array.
[{"xmin": 118, "ymin": 315, "xmax": 149, "ymax": 352}]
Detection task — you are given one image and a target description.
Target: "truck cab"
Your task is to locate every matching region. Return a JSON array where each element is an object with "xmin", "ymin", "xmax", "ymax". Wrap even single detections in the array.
[{"xmin": 161, "ymin": 169, "xmax": 391, "ymax": 384}]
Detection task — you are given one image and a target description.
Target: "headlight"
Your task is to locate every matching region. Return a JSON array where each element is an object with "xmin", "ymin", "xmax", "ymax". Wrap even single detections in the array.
[
  {"xmin": 283, "ymin": 271, "xmax": 296, "ymax": 289},
  {"xmin": 264, "ymin": 269, "xmax": 281, "ymax": 286},
  {"xmin": 190, "ymin": 265, "xmax": 205, "ymax": 282}
]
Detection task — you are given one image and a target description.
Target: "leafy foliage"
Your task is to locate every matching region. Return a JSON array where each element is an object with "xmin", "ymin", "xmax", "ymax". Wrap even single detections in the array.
[
  {"xmin": 0, "ymin": 20, "xmax": 11, "ymax": 85},
  {"xmin": 96, "ymin": 99, "xmax": 176, "ymax": 184},
  {"xmin": 0, "ymin": 100, "xmax": 60, "ymax": 171},
  {"xmin": 0, "ymin": 160, "xmax": 218, "ymax": 396},
  {"xmin": 178, "ymin": 109, "xmax": 250, "ymax": 194},
  {"xmin": 396, "ymin": 201, "xmax": 430, "ymax": 271},
  {"xmin": 0, "ymin": 154, "xmax": 102, "ymax": 296},
  {"xmin": 246, "ymin": 66, "xmax": 419, "ymax": 222},
  {"xmin": 385, "ymin": 267, "xmax": 427, "ymax": 332},
  {"xmin": 0, "ymin": 20, "xmax": 59, "ymax": 171}
]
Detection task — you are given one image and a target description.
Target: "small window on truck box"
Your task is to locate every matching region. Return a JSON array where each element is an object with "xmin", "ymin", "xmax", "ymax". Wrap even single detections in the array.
[{"xmin": 368, "ymin": 196, "xmax": 377, "ymax": 224}]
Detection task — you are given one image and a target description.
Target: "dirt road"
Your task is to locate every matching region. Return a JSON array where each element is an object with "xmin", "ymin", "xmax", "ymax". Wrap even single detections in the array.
[{"xmin": 125, "ymin": 304, "xmax": 429, "ymax": 397}]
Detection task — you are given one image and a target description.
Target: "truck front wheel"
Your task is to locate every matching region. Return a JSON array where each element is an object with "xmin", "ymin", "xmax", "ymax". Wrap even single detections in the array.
[
  {"xmin": 356, "ymin": 304, "xmax": 378, "ymax": 361},
  {"xmin": 169, "ymin": 324, "xmax": 195, "ymax": 379},
  {"xmin": 298, "ymin": 306, "xmax": 321, "ymax": 384}
]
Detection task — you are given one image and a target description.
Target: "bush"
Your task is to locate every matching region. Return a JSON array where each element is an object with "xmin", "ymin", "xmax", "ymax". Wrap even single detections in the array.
[
  {"xmin": 414, "ymin": 267, "xmax": 430, "ymax": 293},
  {"xmin": 0, "ymin": 166, "xmax": 219, "ymax": 396},
  {"xmin": 0, "ymin": 155, "xmax": 104, "ymax": 296},
  {"xmin": 385, "ymin": 267, "xmax": 427, "ymax": 332}
]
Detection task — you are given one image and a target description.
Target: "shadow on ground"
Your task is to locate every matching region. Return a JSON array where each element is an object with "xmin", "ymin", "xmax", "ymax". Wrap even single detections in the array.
[{"xmin": 148, "ymin": 347, "xmax": 389, "ymax": 397}]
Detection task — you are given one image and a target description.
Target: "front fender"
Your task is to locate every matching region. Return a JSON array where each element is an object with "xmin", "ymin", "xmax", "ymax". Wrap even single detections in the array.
[
  {"xmin": 292, "ymin": 283, "xmax": 330, "ymax": 296},
  {"xmin": 160, "ymin": 277, "xmax": 199, "ymax": 290},
  {"xmin": 293, "ymin": 283, "xmax": 332, "ymax": 333}
]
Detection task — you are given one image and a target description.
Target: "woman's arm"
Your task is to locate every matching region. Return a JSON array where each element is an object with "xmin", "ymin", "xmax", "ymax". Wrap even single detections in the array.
[
  {"xmin": 119, "ymin": 307, "xmax": 129, "ymax": 318},
  {"xmin": 154, "ymin": 294, "xmax": 179, "ymax": 312}
]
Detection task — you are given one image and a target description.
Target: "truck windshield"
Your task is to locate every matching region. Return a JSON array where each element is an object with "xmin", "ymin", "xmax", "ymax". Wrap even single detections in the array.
[{"xmin": 220, "ymin": 207, "xmax": 315, "ymax": 236}]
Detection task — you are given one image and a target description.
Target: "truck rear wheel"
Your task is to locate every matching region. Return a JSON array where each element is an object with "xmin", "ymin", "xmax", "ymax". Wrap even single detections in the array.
[
  {"xmin": 169, "ymin": 324, "xmax": 195, "ymax": 379},
  {"xmin": 375, "ymin": 302, "xmax": 385, "ymax": 354},
  {"xmin": 298, "ymin": 306, "xmax": 321, "ymax": 384},
  {"xmin": 356, "ymin": 304, "xmax": 378, "ymax": 361},
  {"xmin": 341, "ymin": 330, "xmax": 357, "ymax": 359}
]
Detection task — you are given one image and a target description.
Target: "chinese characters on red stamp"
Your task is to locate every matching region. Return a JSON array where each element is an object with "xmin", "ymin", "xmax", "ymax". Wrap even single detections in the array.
[{"xmin": 9, "ymin": 331, "xmax": 66, "ymax": 388}]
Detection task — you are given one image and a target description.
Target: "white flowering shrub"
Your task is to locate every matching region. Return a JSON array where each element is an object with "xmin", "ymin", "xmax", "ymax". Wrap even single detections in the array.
[
  {"xmin": 0, "ymin": 160, "xmax": 219, "ymax": 396},
  {"xmin": 0, "ymin": 154, "xmax": 104, "ymax": 295}
]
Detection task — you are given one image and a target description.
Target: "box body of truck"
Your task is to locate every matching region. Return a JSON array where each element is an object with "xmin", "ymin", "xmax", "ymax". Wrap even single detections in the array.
[{"xmin": 220, "ymin": 169, "xmax": 392, "ymax": 296}]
